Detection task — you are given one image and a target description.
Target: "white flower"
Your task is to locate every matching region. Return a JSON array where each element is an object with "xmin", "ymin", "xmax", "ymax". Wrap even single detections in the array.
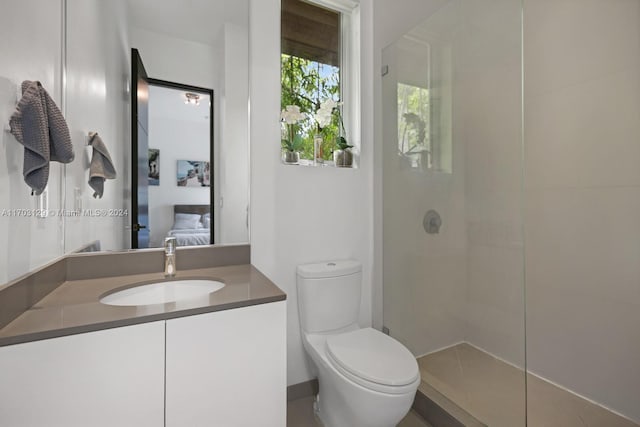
[
  {"xmin": 314, "ymin": 109, "xmax": 332, "ymax": 128},
  {"xmin": 321, "ymin": 99, "xmax": 338, "ymax": 111},
  {"xmin": 281, "ymin": 105, "xmax": 305, "ymax": 124},
  {"xmin": 314, "ymin": 99, "xmax": 339, "ymax": 128}
]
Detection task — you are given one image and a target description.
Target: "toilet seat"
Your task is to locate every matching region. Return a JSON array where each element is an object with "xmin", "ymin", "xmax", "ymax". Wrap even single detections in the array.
[{"xmin": 325, "ymin": 328, "xmax": 419, "ymax": 395}]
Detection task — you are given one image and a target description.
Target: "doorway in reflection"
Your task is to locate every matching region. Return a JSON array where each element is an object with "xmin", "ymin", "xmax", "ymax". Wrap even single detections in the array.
[{"xmin": 135, "ymin": 79, "xmax": 213, "ymax": 249}]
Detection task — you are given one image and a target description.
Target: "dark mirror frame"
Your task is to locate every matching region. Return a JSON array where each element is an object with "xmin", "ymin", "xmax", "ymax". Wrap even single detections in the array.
[{"xmin": 131, "ymin": 71, "xmax": 215, "ymax": 248}]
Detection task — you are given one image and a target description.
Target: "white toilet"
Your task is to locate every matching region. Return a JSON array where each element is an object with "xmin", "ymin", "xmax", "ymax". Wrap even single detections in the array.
[{"xmin": 297, "ymin": 260, "xmax": 420, "ymax": 427}]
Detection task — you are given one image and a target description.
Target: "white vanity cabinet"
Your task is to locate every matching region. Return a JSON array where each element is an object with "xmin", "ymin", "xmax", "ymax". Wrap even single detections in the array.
[
  {"xmin": 165, "ymin": 301, "xmax": 287, "ymax": 427},
  {"xmin": 0, "ymin": 301, "xmax": 286, "ymax": 427},
  {"xmin": 0, "ymin": 321, "xmax": 165, "ymax": 427}
]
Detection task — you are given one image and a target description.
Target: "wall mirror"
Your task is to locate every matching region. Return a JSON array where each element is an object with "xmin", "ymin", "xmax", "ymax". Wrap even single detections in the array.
[
  {"xmin": 130, "ymin": 50, "xmax": 216, "ymax": 249},
  {"xmin": 0, "ymin": 0, "xmax": 250, "ymax": 284}
]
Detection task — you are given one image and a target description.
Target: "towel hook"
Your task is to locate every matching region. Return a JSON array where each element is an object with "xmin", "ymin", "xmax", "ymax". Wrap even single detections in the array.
[{"xmin": 86, "ymin": 131, "xmax": 98, "ymax": 145}]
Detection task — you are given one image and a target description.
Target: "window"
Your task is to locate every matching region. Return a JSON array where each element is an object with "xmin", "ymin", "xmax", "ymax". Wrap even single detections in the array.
[{"xmin": 280, "ymin": 0, "xmax": 358, "ymax": 166}]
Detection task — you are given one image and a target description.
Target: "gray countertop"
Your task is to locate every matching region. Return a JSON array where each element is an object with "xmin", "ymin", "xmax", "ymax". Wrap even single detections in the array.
[{"xmin": 0, "ymin": 264, "xmax": 286, "ymax": 347}]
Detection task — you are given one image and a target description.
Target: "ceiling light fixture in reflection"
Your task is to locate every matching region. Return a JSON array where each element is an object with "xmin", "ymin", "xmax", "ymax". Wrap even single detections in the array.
[{"xmin": 184, "ymin": 92, "xmax": 200, "ymax": 105}]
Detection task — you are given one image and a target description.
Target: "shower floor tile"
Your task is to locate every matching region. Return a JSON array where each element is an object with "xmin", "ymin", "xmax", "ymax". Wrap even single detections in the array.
[
  {"xmin": 286, "ymin": 395, "xmax": 433, "ymax": 427},
  {"xmin": 418, "ymin": 343, "xmax": 638, "ymax": 427}
]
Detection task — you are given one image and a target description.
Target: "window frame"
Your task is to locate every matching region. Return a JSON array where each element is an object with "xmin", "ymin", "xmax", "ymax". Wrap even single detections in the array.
[{"xmin": 280, "ymin": 0, "xmax": 360, "ymax": 166}]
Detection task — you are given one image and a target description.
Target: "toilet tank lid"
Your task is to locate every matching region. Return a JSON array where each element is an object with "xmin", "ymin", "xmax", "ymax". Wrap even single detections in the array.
[{"xmin": 297, "ymin": 260, "xmax": 361, "ymax": 279}]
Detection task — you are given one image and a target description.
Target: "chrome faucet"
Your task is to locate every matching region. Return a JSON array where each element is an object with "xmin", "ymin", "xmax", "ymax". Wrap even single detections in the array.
[{"xmin": 164, "ymin": 237, "xmax": 177, "ymax": 277}]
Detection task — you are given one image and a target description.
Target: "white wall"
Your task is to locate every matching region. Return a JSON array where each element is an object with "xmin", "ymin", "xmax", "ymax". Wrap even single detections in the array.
[
  {"xmin": 372, "ymin": 0, "xmax": 449, "ymax": 51},
  {"xmin": 250, "ymin": 0, "xmax": 375, "ymax": 386},
  {"xmin": 130, "ymin": 28, "xmax": 220, "ymax": 91},
  {"xmin": 0, "ymin": 0, "xmax": 65, "ymax": 283},
  {"xmin": 524, "ymin": 0, "xmax": 640, "ymax": 421},
  {"xmin": 147, "ymin": 86, "xmax": 210, "ymax": 247},
  {"xmin": 65, "ymin": 0, "xmax": 130, "ymax": 253}
]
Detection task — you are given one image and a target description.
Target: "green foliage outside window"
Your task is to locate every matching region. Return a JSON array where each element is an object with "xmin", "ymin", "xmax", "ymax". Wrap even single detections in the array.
[
  {"xmin": 281, "ymin": 54, "xmax": 340, "ymax": 161},
  {"xmin": 397, "ymin": 83, "xmax": 431, "ymax": 169}
]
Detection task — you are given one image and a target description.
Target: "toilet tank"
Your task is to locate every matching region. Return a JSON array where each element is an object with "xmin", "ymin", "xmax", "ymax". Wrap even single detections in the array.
[{"xmin": 297, "ymin": 260, "xmax": 362, "ymax": 333}]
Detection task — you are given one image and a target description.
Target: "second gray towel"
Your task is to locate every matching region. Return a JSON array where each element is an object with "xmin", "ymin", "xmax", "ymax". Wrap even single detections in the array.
[
  {"xmin": 9, "ymin": 80, "xmax": 74, "ymax": 195},
  {"xmin": 88, "ymin": 133, "xmax": 116, "ymax": 199}
]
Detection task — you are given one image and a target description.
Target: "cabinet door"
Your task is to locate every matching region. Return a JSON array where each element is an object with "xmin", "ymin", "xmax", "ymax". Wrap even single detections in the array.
[
  {"xmin": 0, "ymin": 321, "xmax": 165, "ymax": 427},
  {"xmin": 166, "ymin": 301, "xmax": 286, "ymax": 427}
]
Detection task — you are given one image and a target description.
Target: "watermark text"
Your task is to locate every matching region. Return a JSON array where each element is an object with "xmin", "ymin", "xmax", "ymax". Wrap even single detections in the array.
[{"xmin": 0, "ymin": 208, "xmax": 129, "ymax": 218}]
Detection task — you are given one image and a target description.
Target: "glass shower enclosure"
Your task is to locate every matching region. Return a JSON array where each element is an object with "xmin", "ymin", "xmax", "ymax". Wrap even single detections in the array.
[{"xmin": 382, "ymin": 0, "xmax": 640, "ymax": 426}]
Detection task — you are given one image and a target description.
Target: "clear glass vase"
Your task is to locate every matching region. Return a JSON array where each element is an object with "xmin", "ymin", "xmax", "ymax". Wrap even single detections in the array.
[{"xmin": 313, "ymin": 134, "xmax": 324, "ymax": 165}]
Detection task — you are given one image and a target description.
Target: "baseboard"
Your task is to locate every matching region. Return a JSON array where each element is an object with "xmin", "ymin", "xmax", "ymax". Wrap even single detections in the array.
[{"xmin": 287, "ymin": 379, "xmax": 319, "ymax": 401}]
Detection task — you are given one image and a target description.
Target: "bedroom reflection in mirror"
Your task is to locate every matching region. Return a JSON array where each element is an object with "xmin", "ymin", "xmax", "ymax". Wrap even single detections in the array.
[
  {"xmin": 167, "ymin": 205, "xmax": 212, "ymax": 246},
  {"xmin": 140, "ymin": 81, "xmax": 214, "ymax": 248}
]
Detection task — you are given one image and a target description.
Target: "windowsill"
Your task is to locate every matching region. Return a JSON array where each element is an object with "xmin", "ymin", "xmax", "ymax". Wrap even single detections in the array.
[{"xmin": 280, "ymin": 158, "xmax": 358, "ymax": 169}]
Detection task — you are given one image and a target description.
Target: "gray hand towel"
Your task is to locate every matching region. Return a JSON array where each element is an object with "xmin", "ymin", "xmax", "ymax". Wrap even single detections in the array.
[
  {"xmin": 88, "ymin": 133, "xmax": 116, "ymax": 199},
  {"xmin": 9, "ymin": 81, "xmax": 51, "ymax": 195},
  {"xmin": 9, "ymin": 81, "xmax": 74, "ymax": 195},
  {"xmin": 41, "ymin": 84, "xmax": 74, "ymax": 163}
]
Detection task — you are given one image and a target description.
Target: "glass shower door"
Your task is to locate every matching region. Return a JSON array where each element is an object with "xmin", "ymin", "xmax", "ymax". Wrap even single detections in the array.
[{"xmin": 381, "ymin": 1, "xmax": 525, "ymax": 425}]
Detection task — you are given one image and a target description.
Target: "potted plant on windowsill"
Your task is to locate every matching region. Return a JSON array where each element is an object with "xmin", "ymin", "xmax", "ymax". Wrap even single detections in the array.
[
  {"xmin": 334, "ymin": 135, "xmax": 353, "ymax": 167},
  {"xmin": 332, "ymin": 102, "xmax": 353, "ymax": 168},
  {"xmin": 281, "ymin": 105, "xmax": 305, "ymax": 164},
  {"xmin": 315, "ymin": 99, "xmax": 354, "ymax": 167}
]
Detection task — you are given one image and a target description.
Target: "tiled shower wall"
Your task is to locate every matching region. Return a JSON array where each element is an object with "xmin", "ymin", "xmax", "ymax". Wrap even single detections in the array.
[
  {"xmin": 459, "ymin": 0, "xmax": 525, "ymax": 366},
  {"xmin": 523, "ymin": 0, "xmax": 640, "ymax": 421}
]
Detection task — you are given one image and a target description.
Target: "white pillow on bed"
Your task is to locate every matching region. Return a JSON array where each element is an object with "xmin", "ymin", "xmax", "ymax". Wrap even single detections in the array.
[
  {"xmin": 202, "ymin": 213, "xmax": 211, "ymax": 229},
  {"xmin": 172, "ymin": 213, "xmax": 202, "ymax": 230}
]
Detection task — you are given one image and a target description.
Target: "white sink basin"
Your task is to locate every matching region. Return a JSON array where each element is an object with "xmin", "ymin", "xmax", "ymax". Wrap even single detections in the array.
[{"xmin": 100, "ymin": 279, "xmax": 225, "ymax": 306}]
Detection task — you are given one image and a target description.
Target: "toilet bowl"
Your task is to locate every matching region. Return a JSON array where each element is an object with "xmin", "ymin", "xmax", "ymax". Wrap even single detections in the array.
[{"xmin": 297, "ymin": 261, "xmax": 420, "ymax": 427}]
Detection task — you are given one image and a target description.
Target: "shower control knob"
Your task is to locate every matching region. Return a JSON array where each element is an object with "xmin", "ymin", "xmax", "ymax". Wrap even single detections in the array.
[{"xmin": 423, "ymin": 210, "xmax": 442, "ymax": 234}]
